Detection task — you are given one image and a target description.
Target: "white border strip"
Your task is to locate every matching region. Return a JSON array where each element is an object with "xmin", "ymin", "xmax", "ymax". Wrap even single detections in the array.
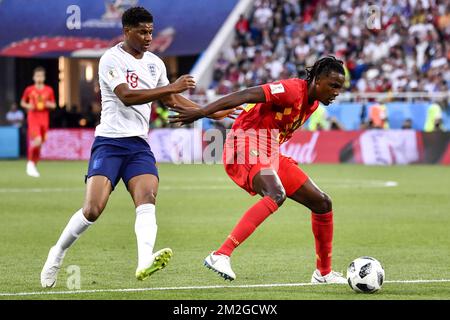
[{"xmin": 1, "ymin": 279, "xmax": 449, "ymax": 297}]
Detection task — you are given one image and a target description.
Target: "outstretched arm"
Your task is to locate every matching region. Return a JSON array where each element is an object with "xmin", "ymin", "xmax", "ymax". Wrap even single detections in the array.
[
  {"xmin": 169, "ymin": 86, "xmax": 266, "ymax": 124},
  {"xmin": 113, "ymin": 75, "xmax": 196, "ymax": 106},
  {"xmin": 160, "ymin": 93, "xmax": 240, "ymax": 120},
  {"xmin": 160, "ymin": 93, "xmax": 199, "ymax": 110}
]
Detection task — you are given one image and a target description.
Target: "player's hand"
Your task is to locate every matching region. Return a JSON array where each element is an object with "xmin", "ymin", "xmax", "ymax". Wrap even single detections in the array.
[
  {"xmin": 208, "ymin": 106, "xmax": 243, "ymax": 120},
  {"xmin": 45, "ymin": 101, "xmax": 56, "ymax": 109},
  {"xmin": 22, "ymin": 103, "xmax": 34, "ymax": 110},
  {"xmin": 168, "ymin": 104, "xmax": 206, "ymax": 125},
  {"xmin": 169, "ymin": 75, "xmax": 196, "ymax": 94}
]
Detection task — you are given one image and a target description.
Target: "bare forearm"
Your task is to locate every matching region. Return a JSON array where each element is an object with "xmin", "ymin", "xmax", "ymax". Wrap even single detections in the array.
[
  {"xmin": 46, "ymin": 102, "xmax": 56, "ymax": 109},
  {"xmin": 20, "ymin": 100, "xmax": 32, "ymax": 110},
  {"xmin": 115, "ymin": 74, "xmax": 196, "ymax": 106},
  {"xmin": 162, "ymin": 93, "xmax": 199, "ymax": 109},
  {"xmin": 163, "ymin": 93, "xmax": 233, "ymax": 120},
  {"xmin": 201, "ymin": 87, "xmax": 265, "ymax": 116},
  {"xmin": 118, "ymin": 86, "xmax": 176, "ymax": 106}
]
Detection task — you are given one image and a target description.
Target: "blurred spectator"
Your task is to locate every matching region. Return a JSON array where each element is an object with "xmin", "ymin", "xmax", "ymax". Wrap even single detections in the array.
[
  {"xmin": 209, "ymin": 0, "xmax": 450, "ymax": 94},
  {"xmin": 235, "ymin": 14, "xmax": 250, "ymax": 45},
  {"xmin": 360, "ymin": 119, "xmax": 375, "ymax": 130},
  {"xmin": 424, "ymin": 102, "xmax": 445, "ymax": 132},
  {"xmin": 401, "ymin": 118, "xmax": 413, "ymax": 129},
  {"xmin": 6, "ymin": 102, "xmax": 26, "ymax": 156},
  {"xmin": 308, "ymin": 104, "xmax": 328, "ymax": 130},
  {"xmin": 150, "ymin": 101, "xmax": 170, "ymax": 128},
  {"xmin": 329, "ymin": 116, "xmax": 344, "ymax": 130},
  {"xmin": 368, "ymin": 103, "xmax": 389, "ymax": 129},
  {"xmin": 359, "ymin": 103, "xmax": 368, "ymax": 127},
  {"xmin": 308, "ymin": 103, "xmax": 345, "ymax": 131},
  {"xmin": 6, "ymin": 102, "xmax": 24, "ymax": 128}
]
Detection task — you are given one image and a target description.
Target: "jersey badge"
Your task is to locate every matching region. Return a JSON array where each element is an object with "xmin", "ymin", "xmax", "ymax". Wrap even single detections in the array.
[
  {"xmin": 148, "ymin": 64, "xmax": 157, "ymax": 79},
  {"xmin": 269, "ymin": 83, "xmax": 285, "ymax": 94}
]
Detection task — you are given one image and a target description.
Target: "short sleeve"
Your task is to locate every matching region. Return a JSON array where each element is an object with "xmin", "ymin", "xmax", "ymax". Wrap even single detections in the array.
[
  {"xmin": 99, "ymin": 53, "xmax": 127, "ymax": 91},
  {"xmin": 261, "ymin": 79, "xmax": 302, "ymax": 106},
  {"xmin": 21, "ymin": 86, "xmax": 31, "ymax": 102},
  {"xmin": 157, "ymin": 60, "xmax": 170, "ymax": 88},
  {"xmin": 47, "ymin": 86, "xmax": 55, "ymax": 102}
]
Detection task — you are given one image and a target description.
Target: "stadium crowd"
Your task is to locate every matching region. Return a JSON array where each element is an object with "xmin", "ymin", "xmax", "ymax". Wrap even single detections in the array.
[
  {"xmin": 210, "ymin": 0, "xmax": 450, "ymax": 95},
  {"xmin": 6, "ymin": 0, "xmax": 449, "ymax": 133}
]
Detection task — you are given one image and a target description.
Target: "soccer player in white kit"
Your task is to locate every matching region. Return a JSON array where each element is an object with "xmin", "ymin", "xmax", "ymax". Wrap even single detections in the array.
[{"xmin": 40, "ymin": 6, "xmax": 234, "ymax": 288}]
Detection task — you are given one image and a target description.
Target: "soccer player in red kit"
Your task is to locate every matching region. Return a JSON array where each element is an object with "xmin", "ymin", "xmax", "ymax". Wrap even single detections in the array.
[
  {"xmin": 170, "ymin": 56, "xmax": 347, "ymax": 283},
  {"xmin": 20, "ymin": 66, "xmax": 56, "ymax": 177}
]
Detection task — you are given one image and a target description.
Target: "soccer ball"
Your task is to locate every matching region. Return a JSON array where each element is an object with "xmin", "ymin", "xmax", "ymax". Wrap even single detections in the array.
[{"xmin": 346, "ymin": 256, "xmax": 385, "ymax": 293}]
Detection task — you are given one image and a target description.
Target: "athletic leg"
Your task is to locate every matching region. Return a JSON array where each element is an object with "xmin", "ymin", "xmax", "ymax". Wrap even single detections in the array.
[
  {"xmin": 289, "ymin": 178, "xmax": 345, "ymax": 283},
  {"xmin": 127, "ymin": 173, "xmax": 172, "ymax": 281},
  {"xmin": 216, "ymin": 169, "xmax": 285, "ymax": 257},
  {"xmin": 26, "ymin": 124, "xmax": 42, "ymax": 177},
  {"xmin": 40, "ymin": 176, "xmax": 112, "ymax": 288},
  {"xmin": 205, "ymin": 168, "xmax": 284, "ymax": 280},
  {"xmin": 32, "ymin": 122, "xmax": 48, "ymax": 165}
]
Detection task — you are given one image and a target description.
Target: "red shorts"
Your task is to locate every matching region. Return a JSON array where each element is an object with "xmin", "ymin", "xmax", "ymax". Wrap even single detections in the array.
[
  {"xmin": 28, "ymin": 120, "xmax": 49, "ymax": 141},
  {"xmin": 28, "ymin": 111, "xmax": 49, "ymax": 141},
  {"xmin": 223, "ymin": 148, "xmax": 309, "ymax": 196}
]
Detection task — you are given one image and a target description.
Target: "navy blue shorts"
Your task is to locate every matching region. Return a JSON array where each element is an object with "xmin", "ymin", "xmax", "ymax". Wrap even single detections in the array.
[{"xmin": 86, "ymin": 136, "xmax": 159, "ymax": 190}]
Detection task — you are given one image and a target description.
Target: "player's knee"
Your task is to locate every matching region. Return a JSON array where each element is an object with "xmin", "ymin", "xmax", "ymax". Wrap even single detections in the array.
[
  {"xmin": 313, "ymin": 192, "xmax": 332, "ymax": 213},
  {"xmin": 134, "ymin": 191, "xmax": 157, "ymax": 206},
  {"xmin": 82, "ymin": 203, "xmax": 104, "ymax": 222},
  {"xmin": 31, "ymin": 137, "xmax": 42, "ymax": 147},
  {"xmin": 267, "ymin": 187, "xmax": 286, "ymax": 207}
]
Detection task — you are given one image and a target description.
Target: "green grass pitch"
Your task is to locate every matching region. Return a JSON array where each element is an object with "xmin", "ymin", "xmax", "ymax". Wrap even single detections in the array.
[{"xmin": 0, "ymin": 160, "xmax": 449, "ymax": 300}]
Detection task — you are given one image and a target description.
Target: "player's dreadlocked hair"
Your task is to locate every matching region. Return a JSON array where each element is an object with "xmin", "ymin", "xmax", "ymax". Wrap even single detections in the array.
[
  {"xmin": 122, "ymin": 6, "xmax": 153, "ymax": 28},
  {"xmin": 305, "ymin": 56, "xmax": 345, "ymax": 84}
]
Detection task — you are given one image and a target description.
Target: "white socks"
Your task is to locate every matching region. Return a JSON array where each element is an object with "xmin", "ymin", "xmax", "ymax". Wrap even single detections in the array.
[
  {"xmin": 54, "ymin": 209, "xmax": 93, "ymax": 255},
  {"xmin": 51, "ymin": 205, "xmax": 157, "ymax": 271},
  {"xmin": 135, "ymin": 204, "xmax": 158, "ymax": 271}
]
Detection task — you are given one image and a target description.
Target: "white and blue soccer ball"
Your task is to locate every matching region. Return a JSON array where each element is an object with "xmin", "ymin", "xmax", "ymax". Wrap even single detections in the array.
[{"xmin": 346, "ymin": 256, "xmax": 385, "ymax": 293}]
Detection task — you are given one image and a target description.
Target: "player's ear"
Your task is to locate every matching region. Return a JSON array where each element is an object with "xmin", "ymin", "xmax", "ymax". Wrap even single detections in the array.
[
  {"xmin": 314, "ymin": 76, "xmax": 322, "ymax": 88},
  {"xmin": 123, "ymin": 26, "xmax": 131, "ymax": 38}
]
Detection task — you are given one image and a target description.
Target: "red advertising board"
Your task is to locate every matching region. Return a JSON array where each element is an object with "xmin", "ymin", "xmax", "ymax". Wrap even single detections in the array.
[
  {"xmin": 280, "ymin": 131, "xmax": 360, "ymax": 163},
  {"xmin": 40, "ymin": 129, "xmax": 94, "ymax": 160},
  {"xmin": 282, "ymin": 130, "xmax": 449, "ymax": 165},
  {"xmin": 40, "ymin": 128, "xmax": 203, "ymax": 163},
  {"xmin": 40, "ymin": 129, "xmax": 450, "ymax": 165}
]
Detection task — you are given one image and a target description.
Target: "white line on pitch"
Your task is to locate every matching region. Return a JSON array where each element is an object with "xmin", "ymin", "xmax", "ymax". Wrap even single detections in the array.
[
  {"xmin": 0, "ymin": 188, "xmax": 84, "ymax": 193},
  {"xmin": 0, "ymin": 279, "xmax": 449, "ymax": 297},
  {"xmin": 0, "ymin": 180, "xmax": 398, "ymax": 193}
]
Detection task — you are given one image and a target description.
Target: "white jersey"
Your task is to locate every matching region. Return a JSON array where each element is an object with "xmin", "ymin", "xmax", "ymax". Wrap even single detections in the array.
[{"xmin": 96, "ymin": 42, "xmax": 170, "ymax": 140}]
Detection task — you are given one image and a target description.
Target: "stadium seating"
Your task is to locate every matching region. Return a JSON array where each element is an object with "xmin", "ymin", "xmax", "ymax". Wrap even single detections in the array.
[{"xmin": 209, "ymin": 0, "xmax": 449, "ymax": 94}]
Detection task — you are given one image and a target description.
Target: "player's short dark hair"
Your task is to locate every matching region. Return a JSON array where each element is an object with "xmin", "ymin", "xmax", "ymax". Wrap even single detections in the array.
[
  {"xmin": 33, "ymin": 66, "xmax": 45, "ymax": 74},
  {"xmin": 122, "ymin": 6, "xmax": 153, "ymax": 28},
  {"xmin": 306, "ymin": 56, "xmax": 345, "ymax": 83}
]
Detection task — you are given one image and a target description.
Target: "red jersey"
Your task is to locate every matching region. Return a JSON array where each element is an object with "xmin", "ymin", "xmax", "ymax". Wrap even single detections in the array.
[
  {"xmin": 231, "ymin": 78, "xmax": 319, "ymax": 144},
  {"xmin": 21, "ymin": 85, "xmax": 55, "ymax": 124}
]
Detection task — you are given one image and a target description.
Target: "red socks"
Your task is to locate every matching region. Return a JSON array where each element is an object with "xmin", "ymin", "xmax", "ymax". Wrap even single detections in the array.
[
  {"xmin": 215, "ymin": 198, "xmax": 334, "ymax": 276},
  {"xmin": 311, "ymin": 211, "xmax": 334, "ymax": 276},
  {"xmin": 216, "ymin": 196, "xmax": 279, "ymax": 256},
  {"xmin": 28, "ymin": 145, "xmax": 41, "ymax": 163}
]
